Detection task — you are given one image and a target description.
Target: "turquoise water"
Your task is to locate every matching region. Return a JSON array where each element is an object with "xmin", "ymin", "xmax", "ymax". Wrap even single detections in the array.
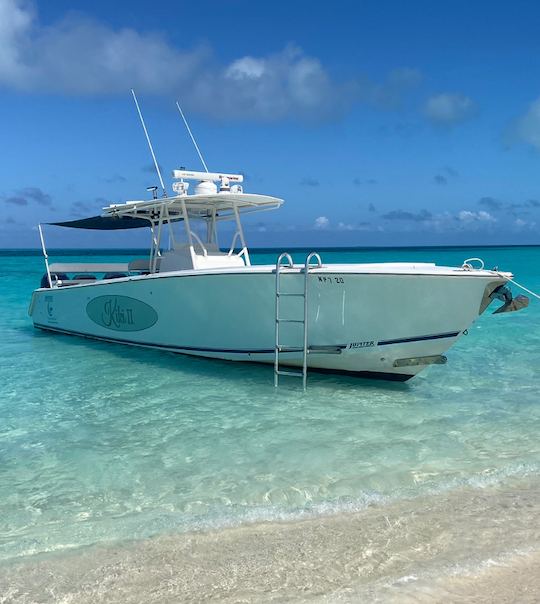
[{"xmin": 0, "ymin": 246, "xmax": 539, "ymax": 563}]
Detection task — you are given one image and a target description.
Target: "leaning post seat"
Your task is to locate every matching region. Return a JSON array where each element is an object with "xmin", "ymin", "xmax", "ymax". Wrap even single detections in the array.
[
  {"xmin": 102, "ymin": 272, "xmax": 128, "ymax": 280},
  {"xmin": 73, "ymin": 274, "xmax": 97, "ymax": 281},
  {"xmin": 159, "ymin": 245, "xmax": 246, "ymax": 272}
]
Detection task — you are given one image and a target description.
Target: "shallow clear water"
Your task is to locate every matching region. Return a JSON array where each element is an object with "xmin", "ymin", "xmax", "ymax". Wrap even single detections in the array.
[{"xmin": 0, "ymin": 246, "xmax": 539, "ymax": 564}]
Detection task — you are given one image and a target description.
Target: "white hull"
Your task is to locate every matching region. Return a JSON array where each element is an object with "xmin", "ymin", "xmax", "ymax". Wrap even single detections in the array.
[{"xmin": 29, "ymin": 263, "xmax": 504, "ymax": 381}]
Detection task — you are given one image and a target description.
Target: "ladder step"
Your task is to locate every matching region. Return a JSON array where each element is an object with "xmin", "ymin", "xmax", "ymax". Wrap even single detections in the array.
[
  {"xmin": 276, "ymin": 369, "xmax": 304, "ymax": 377},
  {"xmin": 276, "ymin": 292, "xmax": 304, "ymax": 297},
  {"xmin": 275, "ymin": 251, "xmax": 321, "ymax": 388}
]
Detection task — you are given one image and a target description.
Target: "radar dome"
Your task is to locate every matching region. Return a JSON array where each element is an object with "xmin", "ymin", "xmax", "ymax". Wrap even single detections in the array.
[{"xmin": 194, "ymin": 180, "xmax": 218, "ymax": 195}]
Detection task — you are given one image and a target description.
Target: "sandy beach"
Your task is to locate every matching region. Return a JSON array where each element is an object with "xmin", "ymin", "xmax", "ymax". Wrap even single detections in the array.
[
  {"xmin": 1, "ymin": 479, "xmax": 539, "ymax": 603},
  {"xmin": 366, "ymin": 552, "xmax": 540, "ymax": 603}
]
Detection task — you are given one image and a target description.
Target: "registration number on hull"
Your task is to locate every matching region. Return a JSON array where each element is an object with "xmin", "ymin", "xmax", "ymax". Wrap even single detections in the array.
[{"xmin": 318, "ymin": 276, "xmax": 345, "ymax": 285}]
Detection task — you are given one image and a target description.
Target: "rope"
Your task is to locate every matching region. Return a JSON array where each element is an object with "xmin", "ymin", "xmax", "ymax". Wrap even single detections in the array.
[
  {"xmin": 461, "ymin": 256, "xmax": 540, "ymax": 302},
  {"xmin": 462, "ymin": 257, "xmax": 484, "ymax": 270}
]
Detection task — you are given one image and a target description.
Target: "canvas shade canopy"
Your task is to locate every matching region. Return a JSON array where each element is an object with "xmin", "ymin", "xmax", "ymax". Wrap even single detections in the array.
[{"xmin": 48, "ymin": 215, "xmax": 153, "ymax": 230}]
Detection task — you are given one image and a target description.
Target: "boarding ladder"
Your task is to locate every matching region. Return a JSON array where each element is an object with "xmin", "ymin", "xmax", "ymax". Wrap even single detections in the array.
[{"xmin": 274, "ymin": 252, "xmax": 323, "ymax": 389}]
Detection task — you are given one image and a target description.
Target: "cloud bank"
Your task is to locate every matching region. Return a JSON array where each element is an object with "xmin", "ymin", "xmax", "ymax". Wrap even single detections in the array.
[
  {"xmin": 0, "ymin": 0, "xmax": 421, "ymax": 121},
  {"xmin": 3, "ymin": 186, "xmax": 51, "ymax": 207}
]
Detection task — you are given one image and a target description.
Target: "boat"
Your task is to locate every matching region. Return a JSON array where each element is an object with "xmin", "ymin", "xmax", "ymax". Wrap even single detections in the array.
[{"xmin": 28, "ymin": 167, "xmax": 529, "ymax": 385}]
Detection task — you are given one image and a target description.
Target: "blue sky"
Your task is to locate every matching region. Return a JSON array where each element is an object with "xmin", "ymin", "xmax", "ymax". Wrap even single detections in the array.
[{"xmin": 1, "ymin": 0, "xmax": 540, "ymax": 247}]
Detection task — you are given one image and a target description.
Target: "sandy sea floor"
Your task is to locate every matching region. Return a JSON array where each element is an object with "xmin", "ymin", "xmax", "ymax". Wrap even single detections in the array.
[{"xmin": 1, "ymin": 479, "xmax": 539, "ymax": 603}]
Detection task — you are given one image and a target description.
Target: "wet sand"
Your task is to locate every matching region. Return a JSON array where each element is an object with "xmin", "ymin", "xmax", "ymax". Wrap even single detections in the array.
[
  {"xmin": 363, "ymin": 551, "xmax": 540, "ymax": 603},
  {"xmin": 1, "ymin": 481, "xmax": 539, "ymax": 603}
]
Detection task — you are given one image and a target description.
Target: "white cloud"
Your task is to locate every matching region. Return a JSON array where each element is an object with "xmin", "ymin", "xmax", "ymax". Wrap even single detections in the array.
[
  {"xmin": 376, "ymin": 208, "xmax": 499, "ymax": 233},
  {"xmin": 0, "ymin": 0, "xmax": 32, "ymax": 83},
  {"xmin": 0, "ymin": 1, "xmax": 348, "ymax": 120},
  {"xmin": 514, "ymin": 97, "xmax": 540, "ymax": 149},
  {"xmin": 424, "ymin": 93, "xmax": 475, "ymax": 124},
  {"xmin": 0, "ymin": 1, "xmax": 422, "ymax": 121},
  {"xmin": 337, "ymin": 221, "xmax": 372, "ymax": 232},
  {"xmin": 225, "ymin": 57, "xmax": 266, "ymax": 80},
  {"xmin": 0, "ymin": 0, "xmax": 207, "ymax": 95},
  {"xmin": 314, "ymin": 216, "xmax": 330, "ymax": 229},
  {"xmin": 188, "ymin": 45, "xmax": 348, "ymax": 120},
  {"xmin": 457, "ymin": 210, "xmax": 496, "ymax": 223},
  {"xmin": 512, "ymin": 217, "xmax": 536, "ymax": 230}
]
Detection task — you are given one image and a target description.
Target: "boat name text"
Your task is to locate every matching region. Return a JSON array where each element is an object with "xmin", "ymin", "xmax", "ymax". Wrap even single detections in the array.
[
  {"xmin": 102, "ymin": 298, "xmax": 134, "ymax": 327},
  {"xmin": 86, "ymin": 296, "xmax": 158, "ymax": 332}
]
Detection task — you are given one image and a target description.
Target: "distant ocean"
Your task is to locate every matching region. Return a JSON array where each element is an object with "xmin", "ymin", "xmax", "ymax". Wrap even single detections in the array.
[{"xmin": 1, "ymin": 245, "xmax": 539, "ymax": 601}]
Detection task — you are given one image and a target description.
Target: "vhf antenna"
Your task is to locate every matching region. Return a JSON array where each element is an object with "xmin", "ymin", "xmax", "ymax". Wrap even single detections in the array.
[
  {"xmin": 131, "ymin": 89, "xmax": 167, "ymax": 197},
  {"xmin": 175, "ymin": 101, "xmax": 209, "ymax": 173}
]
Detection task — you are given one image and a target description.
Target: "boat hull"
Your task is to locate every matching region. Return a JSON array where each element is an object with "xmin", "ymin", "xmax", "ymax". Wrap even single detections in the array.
[{"xmin": 29, "ymin": 266, "xmax": 504, "ymax": 381}]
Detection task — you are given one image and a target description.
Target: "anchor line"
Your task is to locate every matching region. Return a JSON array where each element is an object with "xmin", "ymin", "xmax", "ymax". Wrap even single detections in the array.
[{"xmin": 497, "ymin": 273, "xmax": 540, "ymax": 301}]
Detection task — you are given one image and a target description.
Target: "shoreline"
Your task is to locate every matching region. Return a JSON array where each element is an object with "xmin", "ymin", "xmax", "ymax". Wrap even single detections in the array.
[{"xmin": 2, "ymin": 480, "xmax": 539, "ymax": 603}]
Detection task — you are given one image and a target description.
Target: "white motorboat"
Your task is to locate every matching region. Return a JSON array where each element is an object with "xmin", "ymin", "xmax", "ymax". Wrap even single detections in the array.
[{"xmin": 29, "ymin": 167, "xmax": 528, "ymax": 385}]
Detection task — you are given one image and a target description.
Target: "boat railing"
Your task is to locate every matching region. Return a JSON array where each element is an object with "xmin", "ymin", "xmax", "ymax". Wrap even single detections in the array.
[
  {"xmin": 189, "ymin": 230, "xmax": 208, "ymax": 256},
  {"xmin": 227, "ymin": 232, "xmax": 241, "ymax": 256},
  {"xmin": 227, "ymin": 231, "xmax": 249, "ymax": 263}
]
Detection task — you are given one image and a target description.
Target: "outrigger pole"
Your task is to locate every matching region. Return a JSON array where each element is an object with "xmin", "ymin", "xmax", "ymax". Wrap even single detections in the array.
[
  {"xmin": 131, "ymin": 89, "xmax": 168, "ymax": 197},
  {"xmin": 175, "ymin": 101, "xmax": 209, "ymax": 173}
]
